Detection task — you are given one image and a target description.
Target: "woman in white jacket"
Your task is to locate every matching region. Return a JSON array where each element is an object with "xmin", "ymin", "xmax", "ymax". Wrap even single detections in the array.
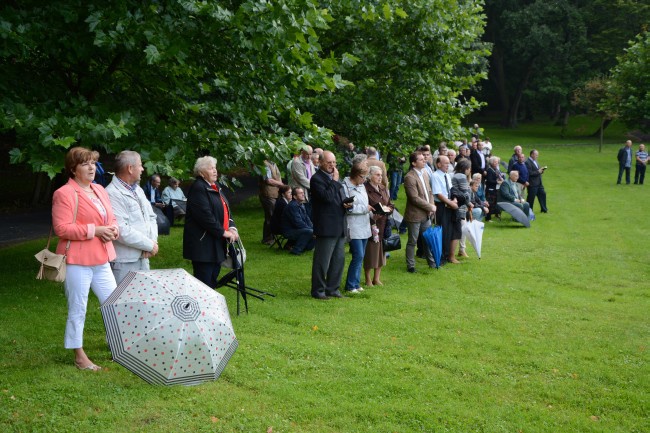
[{"xmin": 342, "ymin": 161, "xmax": 372, "ymax": 293}]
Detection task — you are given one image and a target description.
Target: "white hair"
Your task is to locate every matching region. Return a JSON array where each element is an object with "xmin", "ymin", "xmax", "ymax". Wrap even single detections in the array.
[{"xmin": 193, "ymin": 156, "xmax": 217, "ymax": 177}]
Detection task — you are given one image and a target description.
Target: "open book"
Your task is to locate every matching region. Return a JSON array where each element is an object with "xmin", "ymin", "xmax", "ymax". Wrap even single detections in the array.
[{"xmin": 372, "ymin": 202, "xmax": 392, "ymax": 215}]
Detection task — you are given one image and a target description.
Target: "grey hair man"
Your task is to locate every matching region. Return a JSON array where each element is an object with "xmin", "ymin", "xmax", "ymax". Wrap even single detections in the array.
[{"xmin": 106, "ymin": 150, "xmax": 159, "ymax": 284}]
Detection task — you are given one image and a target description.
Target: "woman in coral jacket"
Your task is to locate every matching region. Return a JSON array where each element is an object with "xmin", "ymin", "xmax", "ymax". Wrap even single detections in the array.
[{"xmin": 52, "ymin": 147, "xmax": 119, "ymax": 371}]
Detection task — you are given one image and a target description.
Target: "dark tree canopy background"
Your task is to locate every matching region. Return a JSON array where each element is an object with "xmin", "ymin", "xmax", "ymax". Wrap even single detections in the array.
[{"xmin": 481, "ymin": 0, "xmax": 649, "ymax": 128}]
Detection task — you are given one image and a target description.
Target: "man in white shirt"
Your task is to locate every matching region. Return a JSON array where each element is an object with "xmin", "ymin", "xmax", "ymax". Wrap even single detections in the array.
[{"xmin": 431, "ymin": 156, "xmax": 460, "ymax": 265}]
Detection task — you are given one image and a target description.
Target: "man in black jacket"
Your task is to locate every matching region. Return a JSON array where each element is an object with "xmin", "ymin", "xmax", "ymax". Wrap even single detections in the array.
[
  {"xmin": 617, "ymin": 140, "xmax": 633, "ymax": 185},
  {"xmin": 525, "ymin": 149, "xmax": 548, "ymax": 213},
  {"xmin": 309, "ymin": 151, "xmax": 352, "ymax": 299}
]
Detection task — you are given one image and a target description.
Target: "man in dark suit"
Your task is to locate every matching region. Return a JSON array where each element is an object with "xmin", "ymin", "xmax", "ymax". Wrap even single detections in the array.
[
  {"xmin": 145, "ymin": 173, "xmax": 173, "ymax": 225},
  {"xmin": 617, "ymin": 140, "xmax": 633, "ymax": 184},
  {"xmin": 470, "ymin": 141, "xmax": 487, "ymax": 179},
  {"xmin": 525, "ymin": 149, "xmax": 548, "ymax": 213},
  {"xmin": 309, "ymin": 151, "xmax": 352, "ymax": 299}
]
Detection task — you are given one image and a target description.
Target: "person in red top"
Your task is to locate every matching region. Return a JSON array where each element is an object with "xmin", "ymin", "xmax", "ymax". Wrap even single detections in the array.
[{"xmin": 52, "ymin": 147, "xmax": 120, "ymax": 371}]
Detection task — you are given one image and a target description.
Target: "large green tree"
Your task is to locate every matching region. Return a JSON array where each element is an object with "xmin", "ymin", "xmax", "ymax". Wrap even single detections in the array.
[
  {"xmin": 605, "ymin": 31, "xmax": 650, "ymax": 133},
  {"xmin": 1, "ymin": 0, "xmax": 489, "ymax": 192}
]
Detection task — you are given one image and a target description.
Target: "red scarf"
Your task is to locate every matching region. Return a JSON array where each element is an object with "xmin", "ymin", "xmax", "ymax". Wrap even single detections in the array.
[{"xmin": 211, "ymin": 184, "xmax": 229, "ymax": 231}]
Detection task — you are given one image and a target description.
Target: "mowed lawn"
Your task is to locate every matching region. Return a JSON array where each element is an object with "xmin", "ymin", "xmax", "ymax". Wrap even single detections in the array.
[{"xmin": 1, "ymin": 124, "xmax": 648, "ymax": 432}]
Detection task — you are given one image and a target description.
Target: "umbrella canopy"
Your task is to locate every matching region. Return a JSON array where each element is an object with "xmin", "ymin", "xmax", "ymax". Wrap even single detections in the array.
[
  {"xmin": 422, "ymin": 224, "xmax": 443, "ymax": 268},
  {"xmin": 101, "ymin": 268, "xmax": 238, "ymax": 386},
  {"xmin": 497, "ymin": 202, "xmax": 530, "ymax": 228},
  {"xmin": 462, "ymin": 219, "xmax": 484, "ymax": 258}
]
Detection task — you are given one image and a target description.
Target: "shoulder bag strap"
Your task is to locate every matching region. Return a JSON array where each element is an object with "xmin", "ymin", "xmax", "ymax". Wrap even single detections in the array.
[{"xmin": 64, "ymin": 191, "xmax": 79, "ymax": 254}]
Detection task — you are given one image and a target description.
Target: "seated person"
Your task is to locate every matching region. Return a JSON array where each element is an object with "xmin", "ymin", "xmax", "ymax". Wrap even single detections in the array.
[
  {"xmin": 281, "ymin": 187, "xmax": 315, "ymax": 255},
  {"xmin": 270, "ymin": 185, "xmax": 291, "ymax": 237},
  {"xmin": 469, "ymin": 178, "xmax": 489, "ymax": 221},
  {"xmin": 498, "ymin": 170, "xmax": 530, "ymax": 215},
  {"xmin": 145, "ymin": 173, "xmax": 173, "ymax": 225},
  {"xmin": 161, "ymin": 177, "xmax": 187, "ymax": 218},
  {"xmin": 144, "ymin": 174, "xmax": 165, "ymax": 209}
]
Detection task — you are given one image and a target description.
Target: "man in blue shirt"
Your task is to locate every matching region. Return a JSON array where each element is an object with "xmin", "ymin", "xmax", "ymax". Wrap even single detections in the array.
[
  {"xmin": 634, "ymin": 143, "xmax": 647, "ymax": 185},
  {"xmin": 431, "ymin": 155, "xmax": 460, "ymax": 265},
  {"xmin": 511, "ymin": 153, "xmax": 529, "ymax": 196}
]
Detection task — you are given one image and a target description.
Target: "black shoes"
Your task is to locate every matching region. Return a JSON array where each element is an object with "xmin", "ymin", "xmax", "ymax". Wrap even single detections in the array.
[
  {"xmin": 312, "ymin": 293, "xmax": 329, "ymax": 300},
  {"xmin": 407, "ymin": 267, "xmax": 417, "ymax": 273}
]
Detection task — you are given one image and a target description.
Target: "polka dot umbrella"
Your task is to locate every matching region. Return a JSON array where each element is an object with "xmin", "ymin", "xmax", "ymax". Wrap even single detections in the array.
[{"xmin": 100, "ymin": 268, "xmax": 238, "ymax": 386}]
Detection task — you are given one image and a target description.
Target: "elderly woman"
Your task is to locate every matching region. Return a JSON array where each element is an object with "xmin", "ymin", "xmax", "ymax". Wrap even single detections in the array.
[
  {"xmin": 183, "ymin": 156, "xmax": 238, "ymax": 288},
  {"xmin": 364, "ymin": 165, "xmax": 394, "ymax": 286},
  {"xmin": 485, "ymin": 156, "xmax": 504, "ymax": 221},
  {"xmin": 342, "ymin": 161, "xmax": 372, "ymax": 293},
  {"xmin": 161, "ymin": 177, "xmax": 187, "ymax": 218},
  {"xmin": 451, "ymin": 159, "xmax": 472, "ymax": 259},
  {"xmin": 52, "ymin": 147, "xmax": 119, "ymax": 371}
]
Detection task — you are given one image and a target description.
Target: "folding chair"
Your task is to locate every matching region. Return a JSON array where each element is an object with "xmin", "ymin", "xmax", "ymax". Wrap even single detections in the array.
[{"xmin": 269, "ymin": 232, "xmax": 287, "ymax": 249}]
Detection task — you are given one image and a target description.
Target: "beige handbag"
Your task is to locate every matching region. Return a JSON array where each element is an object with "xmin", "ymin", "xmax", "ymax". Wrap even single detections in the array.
[{"xmin": 36, "ymin": 191, "xmax": 78, "ymax": 282}]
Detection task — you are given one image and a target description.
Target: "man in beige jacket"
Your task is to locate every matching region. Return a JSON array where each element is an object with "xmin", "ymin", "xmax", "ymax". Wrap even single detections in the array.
[{"xmin": 403, "ymin": 151, "xmax": 436, "ymax": 273}]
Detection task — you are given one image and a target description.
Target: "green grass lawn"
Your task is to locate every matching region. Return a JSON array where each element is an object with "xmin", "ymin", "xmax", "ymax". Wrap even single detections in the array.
[{"xmin": 1, "ymin": 120, "xmax": 648, "ymax": 432}]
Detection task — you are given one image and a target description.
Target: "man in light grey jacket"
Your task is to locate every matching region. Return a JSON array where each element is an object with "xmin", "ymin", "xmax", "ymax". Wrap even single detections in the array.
[{"xmin": 106, "ymin": 151, "xmax": 158, "ymax": 284}]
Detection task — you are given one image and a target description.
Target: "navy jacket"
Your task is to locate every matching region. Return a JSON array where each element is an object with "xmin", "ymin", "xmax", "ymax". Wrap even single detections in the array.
[{"xmin": 282, "ymin": 200, "xmax": 313, "ymax": 235}]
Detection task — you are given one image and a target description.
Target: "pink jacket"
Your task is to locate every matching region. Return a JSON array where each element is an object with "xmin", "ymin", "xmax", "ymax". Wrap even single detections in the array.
[{"xmin": 52, "ymin": 179, "xmax": 117, "ymax": 266}]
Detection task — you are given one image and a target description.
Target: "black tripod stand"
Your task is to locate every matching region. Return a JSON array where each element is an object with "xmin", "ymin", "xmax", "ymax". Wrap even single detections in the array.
[{"xmin": 216, "ymin": 242, "xmax": 274, "ymax": 315}]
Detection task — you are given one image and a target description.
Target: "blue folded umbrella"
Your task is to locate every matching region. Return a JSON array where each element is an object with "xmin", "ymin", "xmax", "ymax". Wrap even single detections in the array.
[{"xmin": 422, "ymin": 224, "xmax": 443, "ymax": 269}]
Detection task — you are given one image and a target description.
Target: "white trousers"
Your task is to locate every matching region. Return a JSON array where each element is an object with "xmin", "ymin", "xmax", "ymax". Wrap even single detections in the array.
[{"xmin": 64, "ymin": 263, "xmax": 116, "ymax": 349}]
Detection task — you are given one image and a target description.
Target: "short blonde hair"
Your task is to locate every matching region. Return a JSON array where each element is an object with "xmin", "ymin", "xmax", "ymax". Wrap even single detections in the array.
[{"xmin": 193, "ymin": 156, "xmax": 217, "ymax": 177}]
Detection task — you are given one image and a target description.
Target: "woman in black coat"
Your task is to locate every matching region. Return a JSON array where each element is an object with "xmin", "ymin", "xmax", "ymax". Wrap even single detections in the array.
[{"xmin": 183, "ymin": 156, "xmax": 238, "ymax": 288}]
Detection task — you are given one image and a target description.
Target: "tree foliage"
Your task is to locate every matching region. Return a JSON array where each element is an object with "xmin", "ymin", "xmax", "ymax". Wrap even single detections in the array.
[
  {"xmin": 605, "ymin": 31, "xmax": 650, "ymax": 133},
  {"xmin": 308, "ymin": 0, "xmax": 490, "ymax": 150},
  {"xmin": 1, "ymin": 1, "xmax": 489, "ymax": 181}
]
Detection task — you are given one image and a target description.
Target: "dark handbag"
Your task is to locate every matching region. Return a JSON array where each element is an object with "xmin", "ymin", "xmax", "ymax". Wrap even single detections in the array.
[{"xmin": 383, "ymin": 233, "xmax": 402, "ymax": 252}]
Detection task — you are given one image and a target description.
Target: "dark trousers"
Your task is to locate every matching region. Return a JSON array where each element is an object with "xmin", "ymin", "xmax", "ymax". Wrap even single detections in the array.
[
  {"xmin": 192, "ymin": 261, "xmax": 221, "ymax": 289},
  {"xmin": 311, "ymin": 236, "xmax": 345, "ymax": 297},
  {"xmin": 389, "ymin": 170, "xmax": 402, "ymax": 200},
  {"xmin": 284, "ymin": 228, "xmax": 315, "ymax": 254},
  {"xmin": 435, "ymin": 204, "xmax": 452, "ymax": 262},
  {"xmin": 617, "ymin": 165, "xmax": 631, "ymax": 184},
  {"xmin": 634, "ymin": 163, "xmax": 646, "ymax": 184},
  {"xmin": 527, "ymin": 183, "xmax": 547, "ymax": 212},
  {"xmin": 259, "ymin": 195, "xmax": 276, "ymax": 243}
]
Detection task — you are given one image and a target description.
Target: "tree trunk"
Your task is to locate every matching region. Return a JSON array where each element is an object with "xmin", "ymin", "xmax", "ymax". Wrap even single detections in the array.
[
  {"xmin": 590, "ymin": 118, "xmax": 612, "ymax": 137},
  {"xmin": 489, "ymin": 48, "xmax": 511, "ymax": 127},
  {"xmin": 599, "ymin": 117, "xmax": 604, "ymax": 153},
  {"xmin": 505, "ymin": 59, "xmax": 536, "ymax": 128}
]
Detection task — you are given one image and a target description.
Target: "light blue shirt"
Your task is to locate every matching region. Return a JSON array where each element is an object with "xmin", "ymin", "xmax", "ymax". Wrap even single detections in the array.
[{"xmin": 431, "ymin": 169, "xmax": 450, "ymax": 202}]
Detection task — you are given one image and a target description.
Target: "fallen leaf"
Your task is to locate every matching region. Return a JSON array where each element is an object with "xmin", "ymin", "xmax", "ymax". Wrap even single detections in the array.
[
  {"xmin": 267, "ymin": 427, "xmax": 273, "ymax": 433},
  {"xmin": 210, "ymin": 416, "xmax": 219, "ymax": 423},
  {"xmin": 590, "ymin": 415, "xmax": 600, "ymax": 421},
  {"xmin": 311, "ymin": 325, "xmax": 318, "ymax": 331}
]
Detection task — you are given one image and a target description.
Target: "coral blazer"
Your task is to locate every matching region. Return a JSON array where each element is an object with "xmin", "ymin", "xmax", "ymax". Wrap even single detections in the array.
[{"xmin": 52, "ymin": 178, "xmax": 117, "ymax": 266}]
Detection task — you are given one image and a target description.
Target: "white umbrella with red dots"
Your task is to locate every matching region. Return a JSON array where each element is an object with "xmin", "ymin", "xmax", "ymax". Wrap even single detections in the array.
[{"xmin": 100, "ymin": 268, "xmax": 238, "ymax": 386}]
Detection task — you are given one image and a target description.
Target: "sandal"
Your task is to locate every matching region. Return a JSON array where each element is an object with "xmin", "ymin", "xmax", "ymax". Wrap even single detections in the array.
[{"xmin": 75, "ymin": 362, "xmax": 102, "ymax": 371}]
